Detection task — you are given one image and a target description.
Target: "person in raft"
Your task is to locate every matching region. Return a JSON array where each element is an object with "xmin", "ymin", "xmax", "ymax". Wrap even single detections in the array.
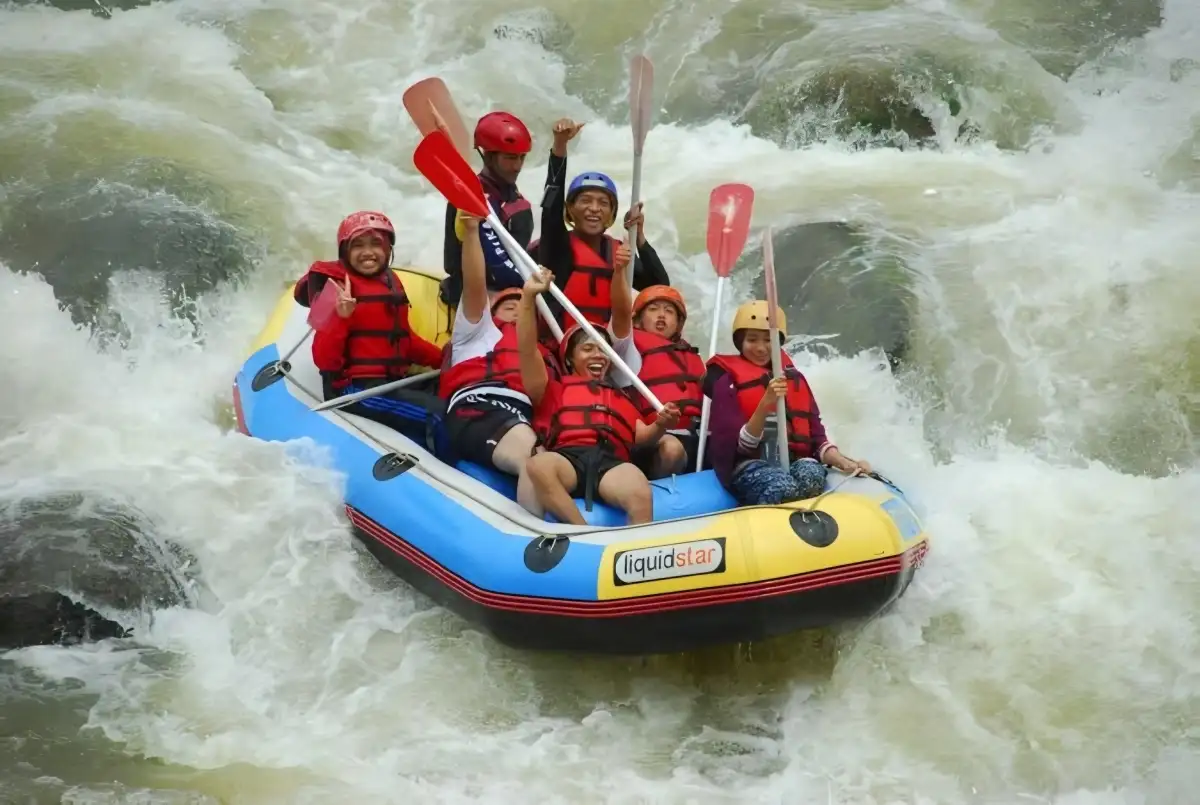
[
  {"xmin": 516, "ymin": 269, "xmax": 681, "ymax": 525},
  {"xmin": 532, "ymin": 118, "xmax": 670, "ymax": 328},
  {"xmin": 437, "ymin": 209, "xmax": 559, "ymax": 509},
  {"xmin": 440, "ymin": 111, "xmax": 538, "ymax": 307},
  {"xmin": 705, "ymin": 301, "xmax": 872, "ymax": 505},
  {"xmin": 628, "ymin": 285, "xmax": 706, "ymax": 478},
  {"xmin": 294, "ymin": 211, "xmax": 445, "ymax": 445}
]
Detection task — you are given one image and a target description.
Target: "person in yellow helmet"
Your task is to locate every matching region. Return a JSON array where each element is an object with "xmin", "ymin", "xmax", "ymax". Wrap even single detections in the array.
[{"xmin": 704, "ymin": 300, "xmax": 872, "ymax": 504}]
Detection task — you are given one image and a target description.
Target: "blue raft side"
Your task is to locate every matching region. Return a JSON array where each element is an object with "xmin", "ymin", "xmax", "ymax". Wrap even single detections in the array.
[
  {"xmin": 235, "ymin": 345, "xmax": 605, "ymax": 600},
  {"xmin": 455, "ymin": 460, "xmax": 740, "ymax": 528}
]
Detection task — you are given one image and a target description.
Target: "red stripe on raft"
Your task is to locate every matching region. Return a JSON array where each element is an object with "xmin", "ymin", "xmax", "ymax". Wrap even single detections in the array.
[{"xmin": 347, "ymin": 506, "xmax": 927, "ymax": 618}]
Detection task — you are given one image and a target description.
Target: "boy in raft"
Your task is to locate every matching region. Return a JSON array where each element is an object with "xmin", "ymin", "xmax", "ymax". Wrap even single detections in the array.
[
  {"xmin": 705, "ymin": 301, "xmax": 871, "ymax": 505},
  {"xmin": 437, "ymin": 210, "xmax": 557, "ymax": 509},
  {"xmin": 516, "ymin": 268, "xmax": 681, "ymax": 525},
  {"xmin": 629, "ymin": 285, "xmax": 706, "ymax": 478},
  {"xmin": 440, "ymin": 111, "xmax": 536, "ymax": 307},
  {"xmin": 533, "ymin": 118, "xmax": 670, "ymax": 328},
  {"xmin": 294, "ymin": 212, "xmax": 445, "ymax": 445}
]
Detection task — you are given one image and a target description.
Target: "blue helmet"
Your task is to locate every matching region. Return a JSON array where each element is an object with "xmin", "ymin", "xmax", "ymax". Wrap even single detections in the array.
[{"xmin": 565, "ymin": 172, "xmax": 619, "ymax": 227}]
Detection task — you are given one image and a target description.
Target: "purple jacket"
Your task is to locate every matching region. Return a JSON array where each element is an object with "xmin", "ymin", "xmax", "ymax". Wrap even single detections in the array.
[{"xmin": 707, "ymin": 370, "xmax": 830, "ymax": 489}]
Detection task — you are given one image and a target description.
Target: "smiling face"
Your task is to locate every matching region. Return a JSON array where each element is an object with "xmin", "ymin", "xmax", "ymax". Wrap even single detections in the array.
[
  {"xmin": 345, "ymin": 231, "xmax": 389, "ymax": 276},
  {"xmin": 566, "ymin": 332, "xmax": 611, "ymax": 379},
  {"xmin": 739, "ymin": 328, "xmax": 772, "ymax": 367},
  {"xmin": 567, "ymin": 189, "xmax": 614, "ymax": 236},
  {"xmin": 637, "ymin": 300, "xmax": 681, "ymax": 340}
]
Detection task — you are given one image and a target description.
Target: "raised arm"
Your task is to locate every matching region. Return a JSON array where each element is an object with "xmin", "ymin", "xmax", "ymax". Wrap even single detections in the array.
[
  {"xmin": 457, "ymin": 213, "xmax": 488, "ymax": 325},
  {"xmin": 516, "ymin": 268, "xmax": 554, "ymax": 407}
]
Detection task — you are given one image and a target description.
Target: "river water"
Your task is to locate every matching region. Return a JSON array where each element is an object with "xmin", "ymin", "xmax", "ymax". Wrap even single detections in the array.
[{"xmin": 1, "ymin": 0, "xmax": 1198, "ymax": 802}]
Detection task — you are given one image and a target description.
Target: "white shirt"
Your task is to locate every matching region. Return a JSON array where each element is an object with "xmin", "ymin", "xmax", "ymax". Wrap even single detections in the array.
[{"xmin": 447, "ymin": 305, "xmax": 642, "ymax": 409}]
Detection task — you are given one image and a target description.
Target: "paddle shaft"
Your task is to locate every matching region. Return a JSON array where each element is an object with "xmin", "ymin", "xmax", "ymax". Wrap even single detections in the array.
[
  {"xmin": 487, "ymin": 212, "xmax": 664, "ymax": 411},
  {"xmin": 312, "ymin": 370, "xmax": 442, "ymax": 412},
  {"xmin": 624, "ymin": 155, "xmax": 643, "ymax": 291},
  {"xmin": 767, "ymin": 327, "xmax": 790, "ymax": 470},
  {"xmin": 693, "ymin": 275, "xmax": 728, "ymax": 471}
]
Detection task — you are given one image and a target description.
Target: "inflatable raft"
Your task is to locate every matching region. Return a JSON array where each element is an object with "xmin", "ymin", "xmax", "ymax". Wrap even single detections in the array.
[{"xmin": 232, "ymin": 266, "xmax": 929, "ymax": 655}]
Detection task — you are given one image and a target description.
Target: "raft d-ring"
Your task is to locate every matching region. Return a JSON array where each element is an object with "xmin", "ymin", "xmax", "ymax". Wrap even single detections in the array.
[
  {"xmin": 372, "ymin": 453, "xmax": 415, "ymax": 481},
  {"xmin": 789, "ymin": 509, "xmax": 839, "ymax": 548},
  {"xmin": 251, "ymin": 359, "xmax": 291, "ymax": 392},
  {"xmin": 524, "ymin": 534, "xmax": 570, "ymax": 573}
]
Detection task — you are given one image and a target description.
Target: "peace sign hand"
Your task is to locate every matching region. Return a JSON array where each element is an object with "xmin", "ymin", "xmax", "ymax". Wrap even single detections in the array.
[{"xmin": 335, "ymin": 275, "xmax": 356, "ymax": 319}]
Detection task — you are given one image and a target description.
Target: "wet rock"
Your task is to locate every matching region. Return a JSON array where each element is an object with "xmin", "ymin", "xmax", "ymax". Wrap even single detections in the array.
[
  {"xmin": 6, "ymin": 0, "xmax": 154, "ymax": 17},
  {"xmin": 0, "ymin": 160, "xmax": 255, "ymax": 329},
  {"xmin": 979, "ymin": 0, "xmax": 1163, "ymax": 80},
  {"xmin": 491, "ymin": 8, "xmax": 575, "ymax": 54},
  {"xmin": 657, "ymin": 7, "xmax": 818, "ymax": 126},
  {"xmin": 737, "ymin": 221, "xmax": 915, "ymax": 365},
  {"xmin": 0, "ymin": 591, "xmax": 127, "ymax": 648},
  {"xmin": 0, "ymin": 494, "xmax": 196, "ymax": 649}
]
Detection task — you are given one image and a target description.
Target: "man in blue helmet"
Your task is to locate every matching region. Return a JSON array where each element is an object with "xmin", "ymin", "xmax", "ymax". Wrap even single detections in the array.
[{"xmin": 532, "ymin": 118, "xmax": 671, "ymax": 330}]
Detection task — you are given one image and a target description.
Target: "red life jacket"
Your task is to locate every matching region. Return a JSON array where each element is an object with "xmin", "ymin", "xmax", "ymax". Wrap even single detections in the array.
[
  {"xmin": 706, "ymin": 351, "xmax": 817, "ymax": 460},
  {"xmin": 438, "ymin": 320, "xmax": 558, "ymax": 401},
  {"xmin": 535, "ymin": 376, "xmax": 643, "ymax": 461},
  {"xmin": 294, "ymin": 261, "xmax": 417, "ymax": 385},
  {"xmin": 562, "ymin": 232, "xmax": 621, "ymax": 325},
  {"xmin": 438, "ymin": 320, "xmax": 523, "ymax": 400},
  {"xmin": 631, "ymin": 328, "xmax": 705, "ymax": 430}
]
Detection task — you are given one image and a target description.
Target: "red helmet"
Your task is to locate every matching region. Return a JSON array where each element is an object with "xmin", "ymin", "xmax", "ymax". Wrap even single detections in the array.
[
  {"xmin": 337, "ymin": 211, "xmax": 395, "ymax": 248},
  {"xmin": 474, "ymin": 112, "xmax": 532, "ymax": 154}
]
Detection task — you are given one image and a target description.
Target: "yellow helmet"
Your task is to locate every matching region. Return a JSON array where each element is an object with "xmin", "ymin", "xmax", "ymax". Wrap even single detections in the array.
[{"xmin": 731, "ymin": 300, "xmax": 786, "ymax": 338}]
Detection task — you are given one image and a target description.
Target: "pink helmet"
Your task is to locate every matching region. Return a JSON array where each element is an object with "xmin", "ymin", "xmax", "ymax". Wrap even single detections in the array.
[
  {"xmin": 474, "ymin": 112, "xmax": 532, "ymax": 154},
  {"xmin": 337, "ymin": 211, "xmax": 395, "ymax": 248}
]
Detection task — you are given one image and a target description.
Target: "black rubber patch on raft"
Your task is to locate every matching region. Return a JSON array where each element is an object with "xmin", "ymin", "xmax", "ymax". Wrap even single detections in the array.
[
  {"xmin": 373, "ymin": 453, "xmax": 415, "ymax": 481},
  {"xmin": 790, "ymin": 510, "xmax": 839, "ymax": 548},
  {"xmin": 251, "ymin": 360, "xmax": 290, "ymax": 392},
  {"xmin": 524, "ymin": 536, "xmax": 570, "ymax": 573}
]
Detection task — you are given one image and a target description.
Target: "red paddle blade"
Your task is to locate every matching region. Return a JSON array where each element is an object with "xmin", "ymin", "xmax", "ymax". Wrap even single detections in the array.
[
  {"xmin": 629, "ymin": 54, "xmax": 655, "ymax": 154},
  {"xmin": 402, "ymin": 77, "xmax": 473, "ymax": 160},
  {"xmin": 413, "ymin": 131, "xmax": 490, "ymax": 218},
  {"xmin": 705, "ymin": 183, "xmax": 755, "ymax": 277},
  {"xmin": 762, "ymin": 226, "xmax": 782, "ymax": 329}
]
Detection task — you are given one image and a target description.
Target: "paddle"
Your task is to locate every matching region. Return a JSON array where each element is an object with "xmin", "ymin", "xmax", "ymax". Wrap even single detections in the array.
[
  {"xmin": 312, "ymin": 370, "xmax": 442, "ymax": 413},
  {"xmin": 413, "ymin": 129, "xmax": 665, "ymax": 410},
  {"xmin": 625, "ymin": 54, "xmax": 655, "ymax": 289},
  {"xmin": 401, "ymin": 78, "xmax": 563, "ymax": 341},
  {"xmin": 401, "ymin": 77, "xmax": 473, "ymax": 161},
  {"xmin": 694, "ymin": 183, "xmax": 755, "ymax": 472},
  {"xmin": 762, "ymin": 226, "xmax": 789, "ymax": 470}
]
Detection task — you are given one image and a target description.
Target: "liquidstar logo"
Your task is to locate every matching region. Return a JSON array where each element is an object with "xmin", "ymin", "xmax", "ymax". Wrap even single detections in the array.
[{"xmin": 613, "ymin": 538, "xmax": 726, "ymax": 586}]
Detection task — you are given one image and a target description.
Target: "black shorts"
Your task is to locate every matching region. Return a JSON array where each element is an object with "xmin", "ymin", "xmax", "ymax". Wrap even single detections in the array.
[
  {"xmin": 445, "ymin": 392, "xmax": 533, "ymax": 465},
  {"xmin": 632, "ymin": 430, "xmax": 702, "ymax": 475},
  {"xmin": 554, "ymin": 445, "xmax": 629, "ymax": 496}
]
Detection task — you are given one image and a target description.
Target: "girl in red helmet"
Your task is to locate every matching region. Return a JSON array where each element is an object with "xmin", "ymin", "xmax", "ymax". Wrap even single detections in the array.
[
  {"xmin": 514, "ymin": 268, "xmax": 681, "ymax": 525},
  {"xmin": 440, "ymin": 111, "xmax": 539, "ymax": 307},
  {"xmin": 294, "ymin": 211, "xmax": 446, "ymax": 448}
]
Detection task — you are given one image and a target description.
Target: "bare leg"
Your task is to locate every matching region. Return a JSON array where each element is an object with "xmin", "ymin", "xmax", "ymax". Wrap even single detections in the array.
[
  {"xmin": 525, "ymin": 453, "xmax": 585, "ymax": 525},
  {"xmin": 596, "ymin": 462, "xmax": 654, "ymax": 525},
  {"xmin": 650, "ymin": 435, "xmax": 687, "ymax": 478}
]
